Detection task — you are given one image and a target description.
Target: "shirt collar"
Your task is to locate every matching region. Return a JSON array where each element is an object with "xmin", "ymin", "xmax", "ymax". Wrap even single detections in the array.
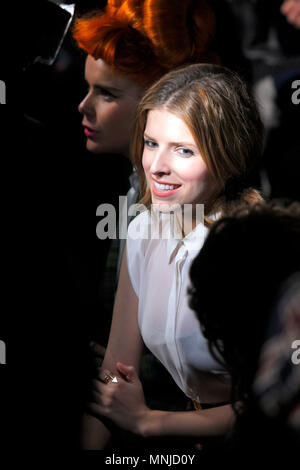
[
  {"xmin": 166, "ymin": 221, "xmax": 209, "ymax": 263},
  {"xmin": 165, "ymin": 211, "xmax": 221, "ymax": 263}
]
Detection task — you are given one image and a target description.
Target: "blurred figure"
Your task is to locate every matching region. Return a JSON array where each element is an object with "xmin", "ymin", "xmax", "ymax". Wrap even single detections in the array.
[
  {"xmin": 218, "ymin": 0, "xmax": 300, "ymax": 202},
  {"xmin": 253, "ymin": 271, "xmax": 300, "ymax": 440},
  {"xmin": 19, "ymin": 0, "xmax": 92, "ymax": 451},
  {"xmin": 22, "ymin": 0, "xmax": 75, "ymax": 70},
  {"xmin": 281, "ymin": 0, "xmax": 300, "ymax": 28},
  {"xmin": 188, "ymin": 200, "xmax": 300, "ymax": 455}
]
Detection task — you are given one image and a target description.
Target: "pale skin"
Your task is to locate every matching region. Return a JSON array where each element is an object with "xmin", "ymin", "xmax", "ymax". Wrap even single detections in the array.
[
  {"xmin": 78, "ymin": 56, "xmax": 144, "ymax": 157},
  {"xmin": 81, "ymin": 110, "xmax": 235, "ymax": 449},
  {"xmin": 142, "ymin": 109, "xmax": 217, "ymax": 234}
]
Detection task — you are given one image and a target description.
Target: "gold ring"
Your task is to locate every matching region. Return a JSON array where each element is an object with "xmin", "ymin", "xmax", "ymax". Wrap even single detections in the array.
[{"xmin": 104, "ymin": 372, "xmax": 118, "ymax": 384}]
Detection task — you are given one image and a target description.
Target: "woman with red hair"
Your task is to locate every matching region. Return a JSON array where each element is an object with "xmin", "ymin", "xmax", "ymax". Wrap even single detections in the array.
[
  {"xmin": 72, "ymin": 0, "xmax": 226, "ymax": 450},
  {"xmin": 73, "ymin": 0, "xmax": 217, "ymax": 157}
]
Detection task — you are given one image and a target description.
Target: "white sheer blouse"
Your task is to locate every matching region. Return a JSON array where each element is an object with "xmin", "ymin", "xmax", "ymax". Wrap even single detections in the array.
[{"xmin": 126, "ymin": 209, "xmax": 231, "ymax": 404}]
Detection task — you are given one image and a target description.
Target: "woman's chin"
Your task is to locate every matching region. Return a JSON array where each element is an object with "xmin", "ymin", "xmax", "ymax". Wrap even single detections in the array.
[
  {"xmin": 86, "ymin": 140, "xmax": 102, "ymax": 154},
  {"xmin": 150, "ymin": 199, "xmax": 182, "ymax": 213}
]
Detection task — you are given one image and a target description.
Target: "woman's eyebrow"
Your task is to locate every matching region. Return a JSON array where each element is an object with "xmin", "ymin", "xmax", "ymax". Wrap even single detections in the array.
[
  {"xmin": 84, "ymin": 78, "xmax": 121, "ymax": 94},
  {"xmin": 144, "ymin": 133, "xmax": 196, "ymax": 148},
  {"xmin": 170, "ymin": 141, "xmax": 197, "ymax": 148},
  {"xmin": 94, "ymin": 84, "xmax": 121, "ymax": 94},
  {"xmin": 143, "ymin": 132, "xmax": 156, "ymax": 140}
]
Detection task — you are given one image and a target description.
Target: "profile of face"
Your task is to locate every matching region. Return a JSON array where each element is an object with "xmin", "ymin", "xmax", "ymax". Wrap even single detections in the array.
[
  {"xmin": 78, "ymin": 56, "xmax": 144, "ymax": 156},
  {"xmin": 142, "ymin": 109, "xmax": 215, "ymax": 217}
]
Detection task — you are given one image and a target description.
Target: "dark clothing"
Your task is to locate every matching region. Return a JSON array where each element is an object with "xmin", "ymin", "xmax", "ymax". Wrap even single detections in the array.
[{"xmin": 10, "ymin": 114, "xmax": 132, "ymax": 450}]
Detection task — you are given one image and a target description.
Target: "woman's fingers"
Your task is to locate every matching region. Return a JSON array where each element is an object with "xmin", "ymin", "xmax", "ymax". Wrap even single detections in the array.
[
  {"xmin": 86, "ymin": 401, "xmax": 103, "ymax": 418},
  {"xmin": 91, "ymin": 389, "xmax": 101, "ymax": 404},
  {"xmin": 91, "ymin": 379, "xmax": 102, "ymax": 393},
  {"xmin": 98, "ymin": 367, "xmax": 118, "ymax": 384},
  {"xmin": 90, "ymin": 368, "xmax": 119, "ymax": 400},
  {"xmin": 90, "ymin": 381, "xmax": 112, "ymax": 406},
  {"xmin": 89, "ymin": 382, "xmax": 116, "ymax": 414}
]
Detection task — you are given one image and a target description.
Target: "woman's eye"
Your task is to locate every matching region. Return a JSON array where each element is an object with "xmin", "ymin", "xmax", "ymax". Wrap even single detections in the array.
[
  {"xmin": 177, "ymin": 147, "xmax": 194, "ymax": 156},
  {"xmin": 101, "ymin": 89, "xmax": 115, "ymax": 100},
  {"xmin": 91, "ymin": 86, "xmax": 116, "ymax": 100},
  {"xmin": 144, "ymin": 139, "xmax": 157, "ymax": 148}
]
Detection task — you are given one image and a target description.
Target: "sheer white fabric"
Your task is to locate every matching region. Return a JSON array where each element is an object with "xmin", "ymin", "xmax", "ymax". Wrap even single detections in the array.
[{"xmin": 126, "ymin": 209, "xmax": 231, "ymax": 403}]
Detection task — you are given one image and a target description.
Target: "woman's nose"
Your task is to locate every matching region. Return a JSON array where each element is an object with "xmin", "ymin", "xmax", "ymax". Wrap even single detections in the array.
[
  {"xmin": 78, "ymin": 92, "xmax": 95, "ymax": 119},
  {"xmin": 150, "ymin": 149, "xmax": 171, "ymax": 176}
]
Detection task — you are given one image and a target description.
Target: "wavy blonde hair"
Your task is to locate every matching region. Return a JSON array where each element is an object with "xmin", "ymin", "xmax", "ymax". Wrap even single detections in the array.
[{"xmin": 131, "ymin": 63, "xmax": 264, "ymax": 222}]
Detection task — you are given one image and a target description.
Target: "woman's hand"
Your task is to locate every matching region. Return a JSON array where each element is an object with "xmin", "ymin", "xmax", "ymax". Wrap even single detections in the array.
[{"xmin": 87, "ymin": 362, "xmax": 151, "ymax": 435}]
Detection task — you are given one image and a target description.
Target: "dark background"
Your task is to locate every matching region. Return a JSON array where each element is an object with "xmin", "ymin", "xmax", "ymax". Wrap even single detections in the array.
[{"xmin": 0, "ymin": 0, "xmax": 299, "ymax": 454}]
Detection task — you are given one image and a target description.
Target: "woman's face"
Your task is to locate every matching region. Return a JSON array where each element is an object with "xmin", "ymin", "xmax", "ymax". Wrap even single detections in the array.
[
  {"xmin": 79, "ymin": 56, "xmax": 144, "ymax": 156},
  {"xmin": 142, "ymin": 108, "xmax": 215, "ymax": 213}
]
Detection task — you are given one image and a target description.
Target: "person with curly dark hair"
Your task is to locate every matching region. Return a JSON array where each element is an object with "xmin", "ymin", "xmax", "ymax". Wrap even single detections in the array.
[{"xmin": 188, "ymin": 200, "xmax": 300, "ymax": 454}]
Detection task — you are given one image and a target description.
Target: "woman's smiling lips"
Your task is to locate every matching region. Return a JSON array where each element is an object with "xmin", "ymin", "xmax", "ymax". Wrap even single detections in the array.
[
  {"xmin": 152, "ymin": 178, "xmax": 182, "ymax": 197},
  {"xmin": 83, "ymin": 124, "xmax": 99, "ymax": 138}
]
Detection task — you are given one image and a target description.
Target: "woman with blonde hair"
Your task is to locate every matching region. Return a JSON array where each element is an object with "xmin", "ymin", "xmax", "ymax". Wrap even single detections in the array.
[
  {"xmin": 85, "ymin": 63, "xmax": 264, "ymax": 449},
  {"xmin": 72, "ymin": 0, "xmax": 224, "ymax": 449}
]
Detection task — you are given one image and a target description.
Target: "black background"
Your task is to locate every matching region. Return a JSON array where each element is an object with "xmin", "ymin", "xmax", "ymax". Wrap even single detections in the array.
[{"xmin": 1, "ymin": 0, "xmax": 299, "ymax": 457}]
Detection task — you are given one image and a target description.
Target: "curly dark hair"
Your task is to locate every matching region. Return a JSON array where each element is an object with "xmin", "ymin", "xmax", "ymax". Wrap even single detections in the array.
[{"xmin": 188, "ymin": 200, "xmax": 300, "ymax": 417}]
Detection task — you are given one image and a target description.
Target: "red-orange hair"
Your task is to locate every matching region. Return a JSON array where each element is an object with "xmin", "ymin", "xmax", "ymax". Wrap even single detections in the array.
[{"xmin": 72, "ymin": 0, "xmax": 218, "ymax": 87}]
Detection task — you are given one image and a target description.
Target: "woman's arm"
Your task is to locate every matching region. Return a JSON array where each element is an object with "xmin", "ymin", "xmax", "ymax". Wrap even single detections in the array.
[
  {"xmin": 89, "ymin": 358, "xmax": 235, "ymax": 441},
  {"xmin": 81, "ymin": 243, "xmax": 143, "ymax": 449},
  {"xmin": 139, "ymin": 404, "xmax": 234, "ymax": 438}
]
